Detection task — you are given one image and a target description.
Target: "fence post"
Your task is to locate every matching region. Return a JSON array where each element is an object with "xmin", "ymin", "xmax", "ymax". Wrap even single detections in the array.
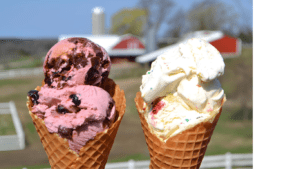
[
  {"xmin": 225, "ymin": 152, "xmax": 232, "ymax": 169},
  {"xmin": 8, "ymin": 70, "xmax": 15, "ymax": 78},
  {"xmin": 128, "ymin": 159, "xmax": 135, "ymax": 169},
  {"xmin": 9, "ymin": 101, "xmax": 25, "ymax": 150}
]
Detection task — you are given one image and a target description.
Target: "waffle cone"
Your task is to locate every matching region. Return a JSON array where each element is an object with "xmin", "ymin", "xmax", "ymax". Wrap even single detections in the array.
[
  {"xmin": 135, "ymin": 92, "xmax": 223, "ymax": 169},
  {"xmin": 27, "ymin": 78, "xmax": 126, "ymax": 169}
]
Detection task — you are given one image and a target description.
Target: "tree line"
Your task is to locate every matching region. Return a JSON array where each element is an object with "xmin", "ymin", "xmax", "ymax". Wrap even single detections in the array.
[{"xmin": 110, "ymin": 0, "xmax": 252, "ymax": 43}]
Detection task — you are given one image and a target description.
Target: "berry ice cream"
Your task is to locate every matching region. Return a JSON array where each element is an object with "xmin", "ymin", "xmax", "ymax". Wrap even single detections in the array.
[
  {"xmin": 43, "ymin": 37, "xmax": 111, "ymax": 89},
  {"xmin": 28, "ymin": 37, "xmax": 117, "ymax": 153}
]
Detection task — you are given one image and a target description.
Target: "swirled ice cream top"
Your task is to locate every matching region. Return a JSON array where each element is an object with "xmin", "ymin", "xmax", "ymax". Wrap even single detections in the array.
[
  {"xmin": 140, "ymin": 38, "xmax": 225, "ymax": 104},
  {"xmin": 140, "ymin": 38, "xmax": 226, "ymax": 140}
]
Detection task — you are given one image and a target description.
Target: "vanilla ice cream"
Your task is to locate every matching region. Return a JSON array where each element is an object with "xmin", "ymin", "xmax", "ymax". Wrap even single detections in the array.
[{"xmin": 139, "ymin": 38, "xmax": 226, "ymax": 141}]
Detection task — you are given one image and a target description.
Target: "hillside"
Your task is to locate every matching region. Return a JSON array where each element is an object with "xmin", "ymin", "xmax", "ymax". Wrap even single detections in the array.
[{"xmin": 0, "ymin": 38, "xmax": 57, "ymax": 69}]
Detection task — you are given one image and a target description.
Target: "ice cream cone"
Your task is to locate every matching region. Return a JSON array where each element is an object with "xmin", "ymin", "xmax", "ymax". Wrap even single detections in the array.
[
  {"xmin": 135, "ymin": 92, "xmax": 223, "ymax": 169},
  {"xmin": 27, "ymin": 78, "xmax": 126, "ymax": 169}
]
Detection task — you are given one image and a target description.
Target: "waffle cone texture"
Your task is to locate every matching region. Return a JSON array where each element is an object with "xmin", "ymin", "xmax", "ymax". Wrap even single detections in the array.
[
  {"xmin": 135, "ymin": 92, "xmax": 224, "ymax": 169},
  {"xmin": 26, "ymin": 78, "xmax": 126, "ymax": 169}
]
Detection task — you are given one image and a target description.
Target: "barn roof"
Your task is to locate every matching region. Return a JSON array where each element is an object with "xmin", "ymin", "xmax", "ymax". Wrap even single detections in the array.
[
  {"xmin": 135, "ymin": 30, "xmax": 240, "ymax": 63},
  {"xmin": 58, "ymin": 34, "xmax": 145, "ymax": 56}
]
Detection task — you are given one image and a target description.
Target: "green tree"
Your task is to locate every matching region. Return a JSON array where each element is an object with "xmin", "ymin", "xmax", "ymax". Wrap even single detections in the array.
[
  {"xmin": 111, "ymin": 9, "xmax": 147, "ymax": 36},
  {"xmin": 238, "ymin": 27, "xmax": 253, "ymax": 43}
]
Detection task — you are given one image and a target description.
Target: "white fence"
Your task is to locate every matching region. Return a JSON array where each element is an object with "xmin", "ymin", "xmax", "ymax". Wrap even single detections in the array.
[
  {"xmin": 0, "ymin": 101, "xmax": 25, "ymax": 151},
  {"xmin": 104, "ymin": 152, "xmax": 252, "ymax": 169},
  {"xmin": 0, "ymin": 67, "xmax": 43, "ymax": 80},
  {"xmin": 40, "ymin": 152, "xmax": 252, "ymax": 169}
]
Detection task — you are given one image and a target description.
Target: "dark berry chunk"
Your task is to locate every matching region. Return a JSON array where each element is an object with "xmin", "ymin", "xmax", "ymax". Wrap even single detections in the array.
[
  {"xmin": 91, "ymin": 57, "xmax": 100, "ymax": 68},
  {"xmin": 44, "ymin": 76, "xmax": 52, "ymax": 86},
  {"xmin": 54, "ymin": 57, "xmax": 67, "ymax": 70},
  {"xmin": 107, "ymin": 100, "xmax": 115, "ymax": 118},
  {"xmin": 102, "ymin": 71, "xmax": 109, "ymax": 78},
  {"xmin": 96, "ymin": 51, "xmax": 103, "ymax": 58},
  {"xmin": 70, "ymin": 52, "xmax": 88, "ymax": 68},
  {"xmin": 62, "ymin": 75, "xmax": 72, "ymax": 81},
  {"xmin": 28, "ymin": 90, "xmax": 39, "ymax": 100},
  {"xmin": 69, "ymin": 94, "xmax": 81, "ymax": 106},
  {"xmin": 58, "ymin": 126, "xmax": 73, "ymax": 139},
  {"xmin": 28, "ymin": 90, "xmax": 39, "ymax": 105},
  {"xmin": 102, "ymin": 60, "xmax": 110, "ymax": 69},
  {"xmin": 32, "ymin": 100, "xmax": 39, "ymax": 105},
  {"xmin": 57, "ymin": 105, "xmax": 69, "ymax": 114},
  {"xmin": 52, "ymin": 71, "xmax": 60, "ymax": 77},
  {"xmin": 68, "ymin": 37, "xmax": 87, "ymax": 46},
  {"xmin": 85, "ymin": 67, "xmax": 100, "ymax": 85},
  {"xmin": 108, "ymin": 100, "xmax": 115, "ymax": 110}
]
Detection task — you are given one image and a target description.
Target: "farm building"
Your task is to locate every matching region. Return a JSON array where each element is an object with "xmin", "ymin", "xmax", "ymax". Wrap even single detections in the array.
[
  {"xmin": 58, "ymin": 30, "xmax": 240, "ymax": 64},
  {"xmin": 59, "ymin": 34, "xmax": 146, "ymax": 63},
  {"xmin": 135, "ymin": 30, "xmax": 242, "ymax": 64}
]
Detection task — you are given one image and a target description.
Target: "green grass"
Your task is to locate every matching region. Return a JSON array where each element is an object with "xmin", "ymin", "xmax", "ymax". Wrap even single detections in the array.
[
  {"xmin": 219, "ymin": 47, "xmax": 253, "ymax": 99},
  {"xmin": 0, "ymin": 75, "xmax": 43, "ymax": 148},
  {"xmin": 0, "ymin": 114, "xmax": 16, "ymax": 135},
  {"xmin": 4, "ymin": 55, "xmax": 45, "ymax": 70},
  {"xmin": 0, "ymin": 46, "xmax": 253, "ymax": 168},
  {"xmin": 16, "ymin": 58, "xmax": 43, "ymax": 69},
  {"xmin": 123, "ymin": 80, "xmax": 142, "ymax": 116},
  {"xmin": 0, "ymin": 78, "xmax": 33, "ymax": 88},
  {"xmin": 205, "ymin": 106, "xmax": 253, "ymax": 155},
  {"xmin": 26, "ymin": 122, "xmax": 36, "ymax": 134}
]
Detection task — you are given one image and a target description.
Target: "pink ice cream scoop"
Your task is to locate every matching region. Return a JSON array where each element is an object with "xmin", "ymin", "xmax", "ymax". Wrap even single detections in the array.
[
  {"xmin": 28, "ymin": 37, "xmax": 117, "ymax": 153},
  {"xmin": 43, "ymin": 37, "xmax": 111, "ymax": 89},
  {"xmin": 30, "ymin": 85, "xmax": 116, "ymax": 153}
]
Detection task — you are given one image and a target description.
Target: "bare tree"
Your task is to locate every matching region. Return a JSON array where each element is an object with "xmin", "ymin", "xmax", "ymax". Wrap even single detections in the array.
[
  {"xmin": 138, "ymin": 0, "xmax": 175, "ymax": 37},
  {"xmin": 187, "ymin": 0, "xmax": 239, "ymax": 35},
  {"xmin": 232, "ymin": 0, "xmax": 253, "ymax": 39},
  {"xmin": 165, "ymin": 8, "xmax": 186, "ymax": 38}
]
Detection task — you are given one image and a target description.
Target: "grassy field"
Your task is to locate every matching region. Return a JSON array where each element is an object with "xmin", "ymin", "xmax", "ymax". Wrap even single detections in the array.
[
  {"xmin": 0, "ymin": 114, "xmax": 16, "ymax": 135},
  {"xmin": 0, "ymin": 46, "xmax": 252, "ymax": 168}
]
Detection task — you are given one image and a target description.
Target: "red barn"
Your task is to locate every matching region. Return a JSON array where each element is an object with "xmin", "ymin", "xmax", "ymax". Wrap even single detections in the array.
[
  {"xmin": 136, "ymin": 31, "xmax": 241, "ymax": 63},
  {"xmin": 59, "ymin": 34, "xmax": 146, "ymax": 63},
  {"xmin": 209, "ymin": 35, "xmax": 241, "ymax": 58}
]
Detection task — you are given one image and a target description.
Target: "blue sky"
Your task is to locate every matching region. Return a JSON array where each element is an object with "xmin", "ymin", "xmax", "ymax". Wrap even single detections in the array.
[{"xmin": 0, "ymin": 0, "xmax": 252, "ymax": 39}]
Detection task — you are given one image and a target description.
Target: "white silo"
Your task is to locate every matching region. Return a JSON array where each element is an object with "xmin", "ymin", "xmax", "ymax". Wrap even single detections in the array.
[{"xmin": 92, "ymin": 7, "xmax": 105, "ymax": 35}]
